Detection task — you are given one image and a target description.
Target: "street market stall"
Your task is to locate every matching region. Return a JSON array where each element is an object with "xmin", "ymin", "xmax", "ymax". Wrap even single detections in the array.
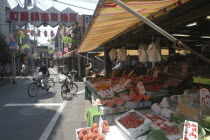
[{"xmin": 75, "ymin": 0, "xmax": 210, "ymax": 139}]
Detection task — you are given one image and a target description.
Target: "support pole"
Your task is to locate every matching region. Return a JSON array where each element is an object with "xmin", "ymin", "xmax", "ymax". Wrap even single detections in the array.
[{"xmin": 112, "ymin": 0, "xmax": 210, "ymax": 63}]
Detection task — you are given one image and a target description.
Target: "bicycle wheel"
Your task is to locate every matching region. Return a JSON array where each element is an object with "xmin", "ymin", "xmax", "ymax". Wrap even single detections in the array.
[
  {"xmin": 28, "ymin": 83, "xmax": 39, "ymax": 97},
  {"xmin": 69, "ymin": 83, "xmax": 78, "ymax": 94},
  {"xmin": 47, "ymin": 80, "xmax": 55, "ymax": 93},
  {"xmin": 61, "ymin": 83, "xmax": 71, "ymax": 99}
]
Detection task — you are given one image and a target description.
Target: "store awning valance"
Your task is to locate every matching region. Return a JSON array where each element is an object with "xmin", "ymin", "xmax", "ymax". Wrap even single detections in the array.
[
  {"xmin": 78, "ymin": 0, "xmax": 189, "ymax": 53},
  {"xmin": 97, "ymin": 50, "xmax": 138, "ymax": 57}
]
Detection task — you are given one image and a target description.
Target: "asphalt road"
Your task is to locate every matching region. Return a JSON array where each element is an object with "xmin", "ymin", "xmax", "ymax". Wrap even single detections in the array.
[{"xmin": 0, "ymin": 68, "xmax": 92, "ymax": 140}]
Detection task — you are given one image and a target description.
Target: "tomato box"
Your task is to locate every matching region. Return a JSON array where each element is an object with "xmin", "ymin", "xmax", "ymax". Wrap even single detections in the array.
[{"xmin": 115, "ymin": 109, "xmax": 152, "ymax": 138}]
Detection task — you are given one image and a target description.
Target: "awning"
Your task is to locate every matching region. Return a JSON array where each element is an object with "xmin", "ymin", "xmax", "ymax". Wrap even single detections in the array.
[
  {"xmin": 97, "ymin": 50, "xmax": 138, "ymax": 56},
  {"xmin": 63, "ymin": 50, "xmax": 77, "ymax": 58},
  {"xmin": 78, "ymin": 0, "xmax": 190, "ymax": 53}
]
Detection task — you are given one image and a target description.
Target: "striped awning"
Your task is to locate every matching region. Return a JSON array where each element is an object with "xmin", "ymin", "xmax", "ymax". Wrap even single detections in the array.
[{"xmin": 78, "ymin": 0, "xmax": 189, "ymax": 53}]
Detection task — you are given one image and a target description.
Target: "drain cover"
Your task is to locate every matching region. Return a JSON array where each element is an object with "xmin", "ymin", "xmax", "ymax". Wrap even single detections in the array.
[{"xmin": 20, "ymin": 107, "xmax": 47, "ymax": 115}]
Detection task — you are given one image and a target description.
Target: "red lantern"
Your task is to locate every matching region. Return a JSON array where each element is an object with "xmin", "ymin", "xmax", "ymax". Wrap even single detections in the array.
[
  {"xmin": 37, "ymin": 30, "xmax": 40, "ymax": 37},
  {"xmin": 44, "ymin": 30, "xmax": 48, "ymax": 37},
  {"xmin": 51, "ymin": 30, "xmax": 55, "ymax": 37}
]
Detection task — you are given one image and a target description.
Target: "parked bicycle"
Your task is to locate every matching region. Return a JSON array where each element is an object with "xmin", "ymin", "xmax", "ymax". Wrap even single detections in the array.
[
  {"xmin": 28, "ymin": 74, "xmax": 55, "ymax": 97},
  {"xmin": 61, "ymin": 69, "xmax": 78, "ymax": 99}
]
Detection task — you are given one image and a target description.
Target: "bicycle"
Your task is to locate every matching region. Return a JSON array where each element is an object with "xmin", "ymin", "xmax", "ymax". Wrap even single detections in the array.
[
  {"xmin": 61, "ymin": 70, "xmax": 78, "ymax": 99},
  {"xmin": 28, "ymin": 74, "xmax": 55, "ymax": 97}
]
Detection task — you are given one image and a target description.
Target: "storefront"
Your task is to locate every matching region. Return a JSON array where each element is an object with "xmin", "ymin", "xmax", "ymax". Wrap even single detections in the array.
[{"xmin": 75, "ymin": 0, "xmax": 210, "ymax": 139}]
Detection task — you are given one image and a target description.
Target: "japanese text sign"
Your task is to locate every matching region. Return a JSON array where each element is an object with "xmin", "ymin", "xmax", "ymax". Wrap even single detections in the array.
[
  {"xmin": 9, "ymin": 5, "xmax": 78, "ymax": 27},
  {"xmin": 183, "ymin": 120, "xmax": 198, "ymax": 140},
  {"xmin": 200, "ymin": 88, "xmax": 210, "ymax": 106},
  {"xmin": 137, "ymin": 82, "xmax": 146, "ymax": 94}
]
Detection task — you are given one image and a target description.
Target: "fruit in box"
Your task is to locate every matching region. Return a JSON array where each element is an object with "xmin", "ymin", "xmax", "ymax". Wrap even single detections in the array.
[
  {"xmin": 141, "ymin": 94, "xmax": 150, "ymax": 101},
  {"xmin": 114, "ymin": 97, "xmax": 125, "ymax": 107},
  {"xmin": 133, "ymin": 95, "xmax": 142, "ymax": 103},
  {"xmin": 120, "ymin": 94, "xmax": 133, "ymax": 101},
  {"xmin": 77, "ymin": 122, "xmax": 108, "ymax": 140},
  {"xmin": 118, "ymin": 112, "xmax": 145, "ymax": 129},
  {"xmin": 107, "ymin": 99, "xmax": 115, "ymax": 108}
]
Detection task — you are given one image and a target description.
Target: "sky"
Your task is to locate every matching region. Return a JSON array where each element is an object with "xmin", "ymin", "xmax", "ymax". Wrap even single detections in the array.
[{"xmin": 7, "ymin": 0, "xmax": 99, "ymax": 44}]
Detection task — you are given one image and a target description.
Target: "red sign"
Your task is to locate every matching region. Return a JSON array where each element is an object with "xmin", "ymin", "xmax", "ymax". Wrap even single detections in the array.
[
  {"xmin": 137, "ymin": 82, "xmax": 146, "ymax": 94},
  {"xmin": 200, "ymin": 88, "xmax": 210, "ymax": 106},
  {"xmin": 183, "ymin": 120, "xmax": 198, "ymax": 140},
  {"xmin": 9, "ymin": 5, "xmax": 78, "ymax": 27}
]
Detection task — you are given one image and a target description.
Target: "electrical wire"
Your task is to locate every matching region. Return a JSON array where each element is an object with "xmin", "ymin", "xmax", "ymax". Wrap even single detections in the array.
[{"xmin": 54, "ymin": 0, "xmax": 95, "ymax": 11}]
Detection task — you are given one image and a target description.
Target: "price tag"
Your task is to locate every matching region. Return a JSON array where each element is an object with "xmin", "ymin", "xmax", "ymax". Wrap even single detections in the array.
[
  {"xmin": 153, "ymin": 69, "xmax": 159, "ymax": 78},
  {"xmin": 98, "ymin": 116, "xmax": 103, "ymax": 134},
  {"xmin": 137, "ymin": 82, "xmax": 146, "ymax": 94},
  {"xmin": 183, "ymin": 120, "xmax": 198, "ymax": 140},
  {"xmin": 200, "ymin": 88, "xmax": 210, "ymax": 106},
  {"xmin": 182, "ymin": 64, "xmax": 188, "ymax": 74}
]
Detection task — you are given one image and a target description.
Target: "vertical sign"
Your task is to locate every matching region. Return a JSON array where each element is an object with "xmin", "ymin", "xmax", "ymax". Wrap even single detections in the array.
[
  {"xmin": 183, "ymin": 120, "xmax": 198, "ymax": 140},
  {"xmin": 200, "ymin": 88, "xmax": 210, "ymax": 106},
  {"xmin": 137, "ymin": 82, "xmax": 146, "ymax": 94}
]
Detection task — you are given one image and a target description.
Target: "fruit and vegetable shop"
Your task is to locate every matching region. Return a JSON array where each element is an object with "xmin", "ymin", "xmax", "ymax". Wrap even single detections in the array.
[{"xmin": 75, "ymin": 0, "xmax": 210, "ymax": 140}]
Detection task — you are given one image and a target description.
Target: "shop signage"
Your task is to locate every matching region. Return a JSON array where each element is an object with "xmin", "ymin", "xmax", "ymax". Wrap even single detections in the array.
[
  {"xmin": 137, "ymin": 82, "xmax": 146, "ymax": 94},
  {"xmin": 183, "ymin": 120, "xmax": 198, "ymax": 140},
  {"xmin": 200, "ymin": 88, "xmax": 210, "ymax": 106},
  {"xmin": 9, "ymin": 5, "xmax": 78, "ymax": 27}
]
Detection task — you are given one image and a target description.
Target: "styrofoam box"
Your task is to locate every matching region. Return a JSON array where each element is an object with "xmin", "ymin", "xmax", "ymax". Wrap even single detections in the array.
[
  {"xmin": 115, "ymin": 109, "xmax": 152, "ymax": 139},
  {"xmin": 112, "ymin": 106, "xmax": 129, "ymax": 114},
  {"xmin": 99, "ymin": 106, "xmax": 113, "ymax": 114}
]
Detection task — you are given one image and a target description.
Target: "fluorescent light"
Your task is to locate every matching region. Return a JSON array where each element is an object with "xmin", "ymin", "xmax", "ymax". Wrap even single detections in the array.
[
  {"xmin": 201, "ymin": 36, "xmax": 210, "ymax": 39},
  {"xmin": 186, "ymin": 22, "xmax": 197, "ymax": 27},
  {"xmin": 206, "ymin": 16, "xmax": 210, "ymax": 19},
  {"xmin": 172, "ymin": 34, "xmax": 190, "ymax": 37},
  {"xmin": 196, "ymin": 44, "xmax": 202, "ymax": 47}
]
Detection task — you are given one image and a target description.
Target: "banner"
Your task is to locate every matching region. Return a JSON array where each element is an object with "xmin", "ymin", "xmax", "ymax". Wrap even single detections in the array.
[{"xmin": 9, "ymin": 5, "xmax": 78, "ymax": 27}]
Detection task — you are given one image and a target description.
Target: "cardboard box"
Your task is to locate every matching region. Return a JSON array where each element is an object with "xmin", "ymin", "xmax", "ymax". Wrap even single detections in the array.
[
  {"xmin": 176, "ymin": 102, "xmax": 210, "ymax": 121},
  {"xmin": 99, "ymin": 106, "xmax": 113, "ymax": 115},
  {"xmin": 115, "ymin": 109, "xmax": 152, "ymax": 138}
]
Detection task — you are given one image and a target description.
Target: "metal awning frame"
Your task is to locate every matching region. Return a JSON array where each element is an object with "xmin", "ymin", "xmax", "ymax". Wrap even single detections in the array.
[{"xmin": 112, "ymin": 0, "xmax": 210, "ymax": 63}]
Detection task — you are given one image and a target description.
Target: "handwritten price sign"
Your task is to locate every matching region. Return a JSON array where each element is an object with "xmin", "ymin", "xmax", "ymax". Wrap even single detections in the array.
[
  {"xmin": 137, "ymin": 82, "xmax": 146, "ymax": 94},
  {"xmin": 200, "ymin": 88, "xmax": 210, "ymax": 106},
  {"xmin": 183, "ymin": 120, "xmax": 198, "ymax": 140}
]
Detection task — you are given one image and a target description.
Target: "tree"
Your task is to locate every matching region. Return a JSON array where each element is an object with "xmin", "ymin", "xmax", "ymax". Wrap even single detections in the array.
[{"xmin": 0, "ymin": 33, "xmax": 11, "ymax": 65}]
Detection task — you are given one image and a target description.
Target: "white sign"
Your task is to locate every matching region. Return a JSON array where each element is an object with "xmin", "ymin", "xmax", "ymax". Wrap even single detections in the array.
[
  {"xmin": 200, "ymin": 88, "xmax": 210, "ymax": 106},
  {"xmin": 183, "ymin": 120, "xmax": 198, "ymax": 140},
  {"xmin": 9, "ymin": 5, "xmax": 78, "ymax": 27},
  {"xmin": 137, "ymin": 82, "xmax": 146, "ymax": 94}
]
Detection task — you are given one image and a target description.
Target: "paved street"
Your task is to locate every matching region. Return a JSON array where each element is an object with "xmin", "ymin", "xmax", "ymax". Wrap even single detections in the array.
[{"xmin": 0, "ymin": 68, "xmax": 92, "ymax": 140}]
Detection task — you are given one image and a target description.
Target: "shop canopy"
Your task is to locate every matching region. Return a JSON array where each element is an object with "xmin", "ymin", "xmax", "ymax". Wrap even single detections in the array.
[
  {"xmin": 77, "ymin": 0, "xmax": 189, "ymax": 53},
  {"xmin": 97, "ymin": 50, "xmax": 138, "ymax": 57}
]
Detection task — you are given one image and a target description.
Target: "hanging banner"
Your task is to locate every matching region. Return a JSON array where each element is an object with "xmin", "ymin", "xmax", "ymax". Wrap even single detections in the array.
[{"xmin": 9, "ymin": 5, "xmax": 78, "ymax": 27}]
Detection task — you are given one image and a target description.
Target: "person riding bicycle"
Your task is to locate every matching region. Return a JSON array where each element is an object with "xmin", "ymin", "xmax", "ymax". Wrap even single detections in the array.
[{"xmin": 37, "ymin": 62, "xmax": 50, "ymax": 90}]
